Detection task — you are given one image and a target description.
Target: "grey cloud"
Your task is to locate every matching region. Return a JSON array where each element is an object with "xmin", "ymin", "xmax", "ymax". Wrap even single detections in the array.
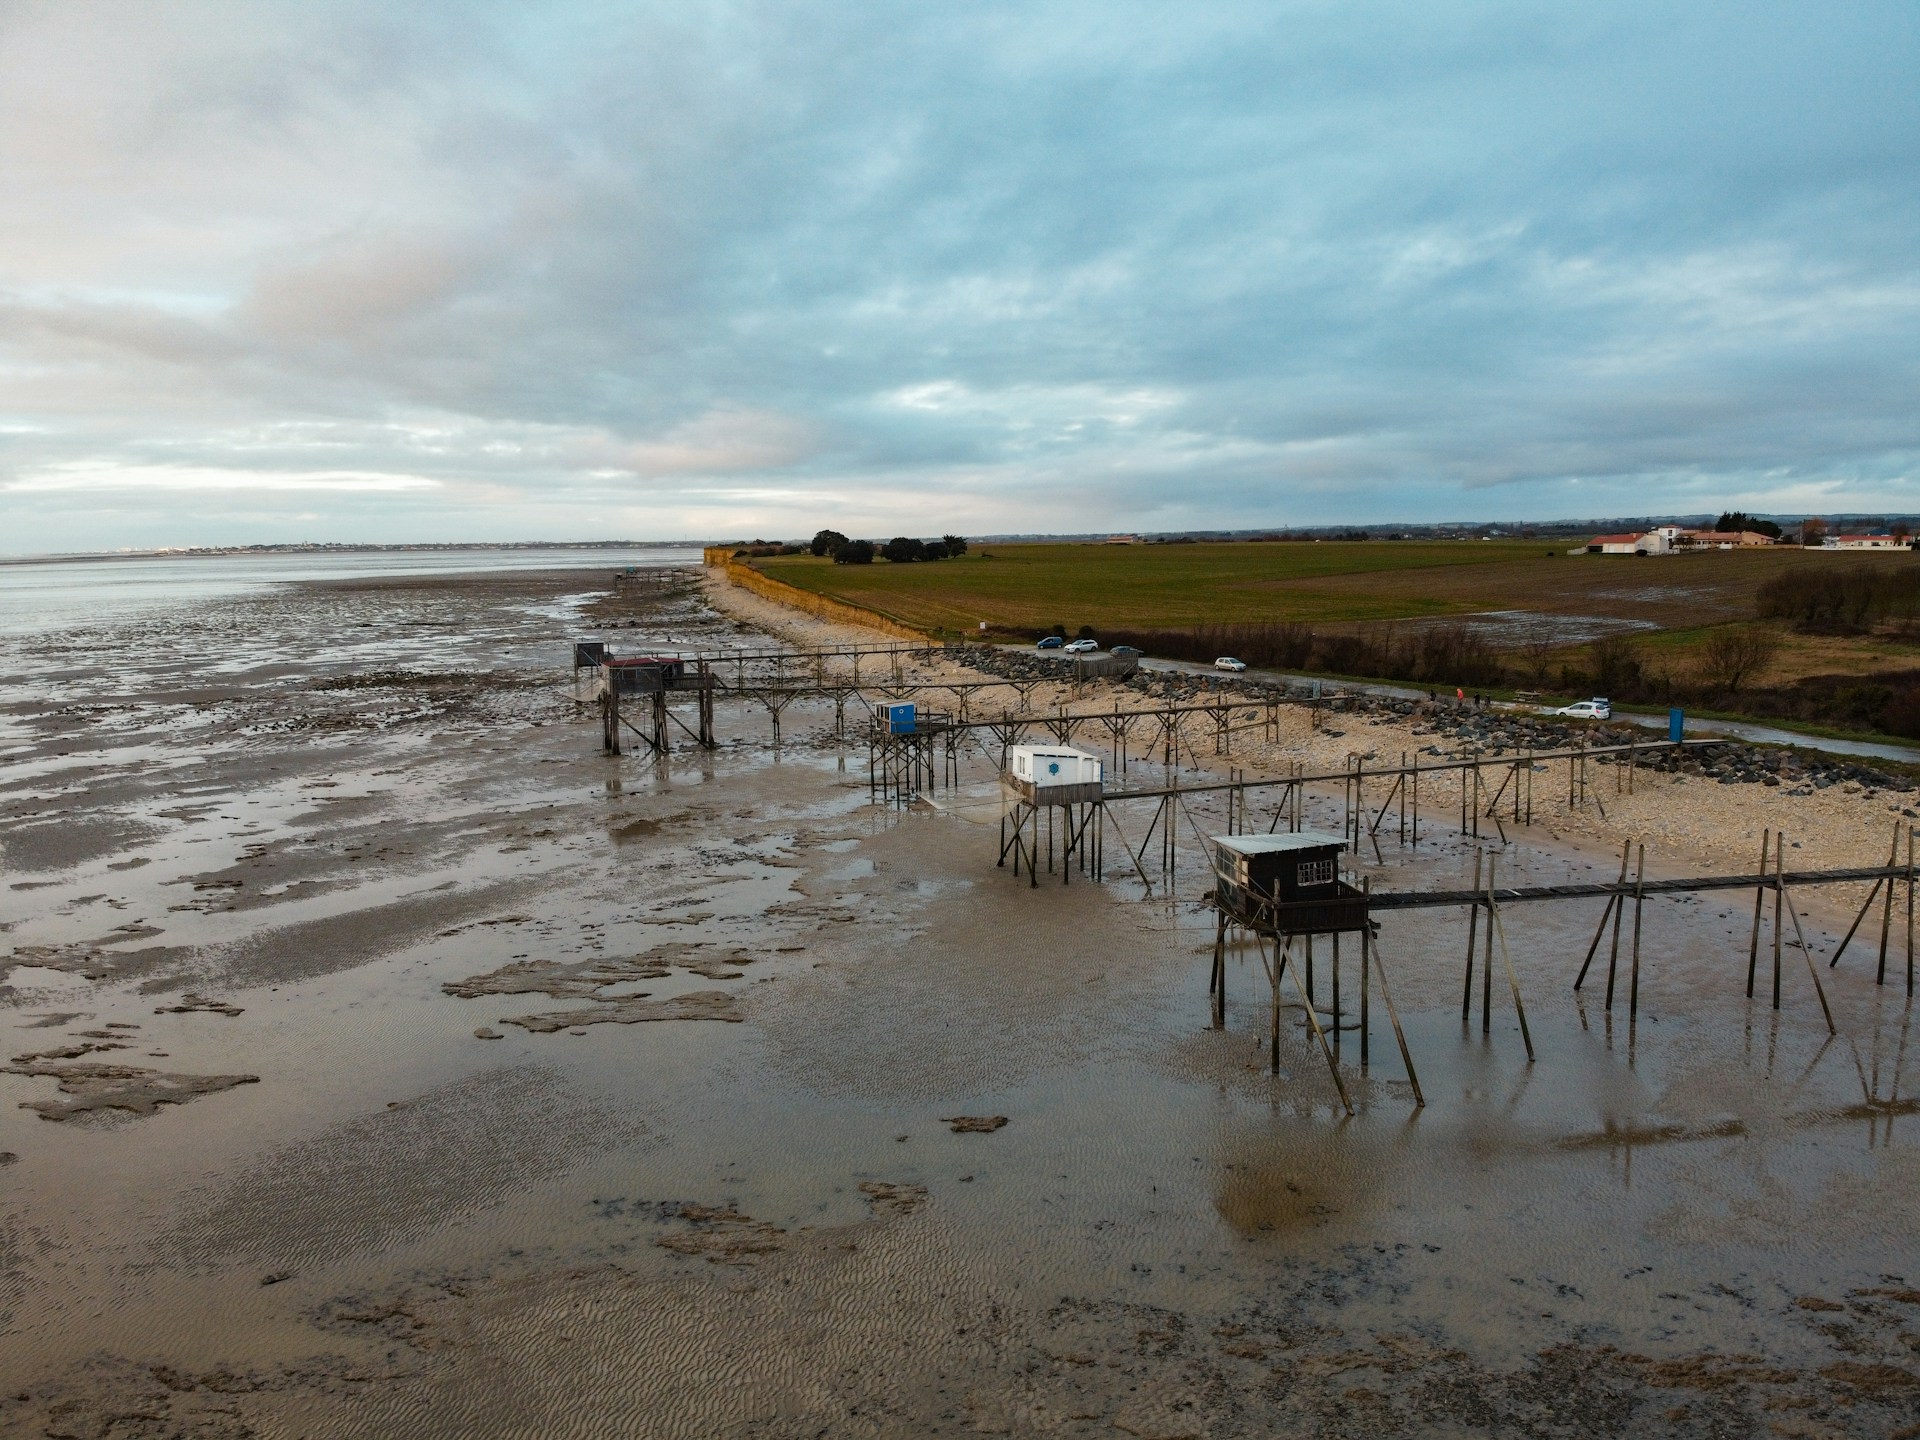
[{"xmin": 1, "ymin": 1, "xmax": 1917, "ymax": 549}]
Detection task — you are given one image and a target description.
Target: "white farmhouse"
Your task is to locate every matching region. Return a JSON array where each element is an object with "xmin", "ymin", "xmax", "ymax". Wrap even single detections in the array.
[
  {"xmin": 1825, "ymin": 533, "xmax": 1912, "ymax": 551},
  {"xmin": 1585, "ymin": 530, "xmax": 1672, "ymax": 555}
]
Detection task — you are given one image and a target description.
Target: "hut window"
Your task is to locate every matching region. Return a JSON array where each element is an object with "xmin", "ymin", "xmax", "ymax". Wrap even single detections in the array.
[{"xmin": 1295, "ymin": 857, "xmax": 1335, "ymax": 887}]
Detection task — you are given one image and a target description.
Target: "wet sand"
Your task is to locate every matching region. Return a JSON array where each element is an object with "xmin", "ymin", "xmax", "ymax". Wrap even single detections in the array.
[{"xmin": 2, "ymin": 563, "xmax": 1917, "ymax": 1437}]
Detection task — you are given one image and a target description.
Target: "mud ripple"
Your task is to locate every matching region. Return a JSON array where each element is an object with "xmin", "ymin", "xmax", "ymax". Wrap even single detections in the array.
[{"xmin": 165, "ymin": 1065, "xmax": 647, "ymax": 1274}]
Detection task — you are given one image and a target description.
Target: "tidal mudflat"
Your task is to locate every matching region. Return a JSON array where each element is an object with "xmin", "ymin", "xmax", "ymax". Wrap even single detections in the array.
[{"xmin": 2, "ymin": 564, "xmax": 1917, "ymax": 1438}]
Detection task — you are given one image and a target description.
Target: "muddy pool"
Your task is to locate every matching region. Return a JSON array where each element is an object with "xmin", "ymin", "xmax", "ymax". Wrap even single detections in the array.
[{"xmin": 1, "ymin": 560, "xmax": 1916, "ymax": 1438}]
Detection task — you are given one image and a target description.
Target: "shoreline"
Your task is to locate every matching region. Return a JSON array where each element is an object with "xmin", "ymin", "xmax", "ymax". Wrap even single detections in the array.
[{"xmin": 0, "ymin": 541, "xmax": 701, "ymax": 566}]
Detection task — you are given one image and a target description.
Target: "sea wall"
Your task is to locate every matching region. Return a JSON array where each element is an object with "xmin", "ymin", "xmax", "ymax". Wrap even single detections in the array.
[{"xmin": 708, "ymin": 551, "xmax": 928, "ymax": 641}]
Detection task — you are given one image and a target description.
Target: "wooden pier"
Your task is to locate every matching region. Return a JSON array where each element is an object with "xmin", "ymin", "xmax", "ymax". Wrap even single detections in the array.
[{"xmin": 574, "ymin": 635, "xmax": 1917, "ymax": 1120}]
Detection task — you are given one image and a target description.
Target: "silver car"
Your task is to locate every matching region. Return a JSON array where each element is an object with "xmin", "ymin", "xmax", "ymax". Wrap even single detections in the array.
[{"xmin": 1554, "ymin": 698, "xmax": 1612, "ymax": 720}]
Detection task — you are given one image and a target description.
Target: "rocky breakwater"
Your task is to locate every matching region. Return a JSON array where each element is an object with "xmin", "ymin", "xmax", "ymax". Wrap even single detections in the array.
[{"xmin": 1423, "ymin": 709, "xmax": 1918, "ymax": 807}]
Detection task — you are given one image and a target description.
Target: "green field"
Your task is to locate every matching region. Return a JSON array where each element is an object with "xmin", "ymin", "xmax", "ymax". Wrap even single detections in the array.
[
  {"xmin": 751, "ymin": 541, "xmax": 1838, "ymax": 638},
  {"xmin": 751, "ymin": 540, "xmax": 1920, "ymax": 739}
]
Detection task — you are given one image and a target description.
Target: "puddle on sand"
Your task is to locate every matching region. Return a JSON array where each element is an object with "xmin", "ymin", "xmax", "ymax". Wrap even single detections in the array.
[
  {"xmin": 2, "ymin": 564, "xmax": 1918, "ymax": 1436},
  {"xmin": 1415, "ymin": 608, "xmax": 1663, "ymax": 645}
]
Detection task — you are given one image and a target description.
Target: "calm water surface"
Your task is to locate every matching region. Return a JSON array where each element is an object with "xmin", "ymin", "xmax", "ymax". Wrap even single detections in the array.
[{"xmin": 0, "ymin": 547, "xmax": 701, "ymax": 636}]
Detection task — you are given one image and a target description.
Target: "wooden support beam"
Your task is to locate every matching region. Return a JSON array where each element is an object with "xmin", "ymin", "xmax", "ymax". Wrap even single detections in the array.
[
  {"xmin": 1271, "ymin": 936, "xmax": 1354, "ymax": 1116},
  {"xmin": 1773, "ymin": 833, "xmax": 1786, "ymax": 1011},
  {"xmin": 1628, "ymin": 842, "xmax": 1646, "ymax": 1021},
  {"xmin": 1210, "ymin": 910, "xmax": 1227, "ymax": 1029},
  {"xmin": 1488, "ymin": 881, "xmax": 1536, "ymax": 1061},
  {"xmin": 1462, "ymin": 849, "xmax": 1483, "ymax": 1022},
  {"xmin": 1367, "ymin": 922, "xmax": 1424, "ymax": 1107}
]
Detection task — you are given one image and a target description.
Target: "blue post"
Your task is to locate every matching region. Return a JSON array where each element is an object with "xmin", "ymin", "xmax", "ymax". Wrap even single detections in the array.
[{"xmin": 1668, "ymin": 707, "xmax": 1684, "ymax": 743}]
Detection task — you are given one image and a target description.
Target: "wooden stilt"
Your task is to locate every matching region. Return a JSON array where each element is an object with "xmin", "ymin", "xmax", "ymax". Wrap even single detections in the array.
[
  {"xmin": 1605, "ymin": 838, "xmax": 1629, "ymax": 1011},
  {"xmin": 1628, "ymin": 843, "xmax": 1647, "ymax": 1021},
  {"xmin": 1463, "ymin": 849, "xmax": 1483, "ymax": 1021},
  {"xmin": 1367, "ymin": 923, "xmax": 1424, "ymax": 1106},
  {"xmin": 1773, "ymin": 834, "xmax": 1785, "ymax": 1010},
  {"xmin": 1780, "ymin": 881, "xmax": 1838, "ymax": 1036},
  {"xmin": 1331, "ymin": 932, "xmax": 1341, "ymax": 1051},
  {"xmin": 1880, "ymin": 820, "xmax": 1901, "ymax": 985},
  {"xmin": 1210, "ymin": 910, "xmax": 1227, "ymax": 1029},
  {"xmin": 1830, "ymin": 870, "xmax": 1887, "ymax": 969},
  {"xmin": 602, "ymin": 665, "xmax": 622, "ymax": 756},
  {"xmin": 1748, "ymin": 829, "xmax": 1770, "ymax": 997},
  {"xmin": 1360, "ymin": 912, "xmax": 1371, "ymax": 1070},
  {"xmin": 1573, "ymin": 891, "xmax": 1619, "ymax": 991},
  {"xmin": 1275, "ymin": 935, "xmax": 1353, "ymax": 1115},
  {"xmin": 1488, "ymin": 888, "xmax": 1536, "ymax": 1062},
  {"xmin": 1482, "ymin": 852, "xmax": 1496, "ymax": 1036},
  {"xmin": 1269, "ymin": 938, "xmax": 1283, "ymax": 1075}
]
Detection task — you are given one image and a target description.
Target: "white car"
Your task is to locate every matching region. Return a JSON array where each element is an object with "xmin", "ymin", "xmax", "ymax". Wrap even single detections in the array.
[
  {"xmin": 1214, "ymin": 656, "xmax": 1247, "ymax": 672},
  {"xmin": 1064, "ymin": 638, "xmax": 1100, "ymax": 653},
  {"xmin": 1554, "ymin": 698, "xmax": 1612, "ymax": 720}
]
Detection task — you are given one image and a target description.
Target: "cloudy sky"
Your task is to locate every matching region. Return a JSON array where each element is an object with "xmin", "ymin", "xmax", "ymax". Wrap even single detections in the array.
[{"xmin": 2, "ymin": 2, "xmax": 1916, "ymax": 551}]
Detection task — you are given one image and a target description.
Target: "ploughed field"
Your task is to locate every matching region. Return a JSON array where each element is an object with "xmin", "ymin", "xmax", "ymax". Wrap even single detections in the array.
[{"xmin": 751, "ymin": 541, "xmax": 1874, "ymax": 637}]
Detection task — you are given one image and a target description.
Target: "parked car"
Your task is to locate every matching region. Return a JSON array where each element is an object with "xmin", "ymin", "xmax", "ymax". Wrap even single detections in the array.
[
  {"xmin": 1064, "ymin": 638, "xmax": 1099, "ymax": 653},
  {"xmin": 1110, "ymin": 645, "xmax": 1142, "ymax": 658},
  {"xmin": 1036, "ymin": 635, "xmax": 1065, "ymax": 649},
  {"xmin": 1214, "ymin": 656, "xmax": 1248, "ymax": 672},
  {"xmin": 1554, "ymin": 698, "xmax": 1612, "ymax": 720}
]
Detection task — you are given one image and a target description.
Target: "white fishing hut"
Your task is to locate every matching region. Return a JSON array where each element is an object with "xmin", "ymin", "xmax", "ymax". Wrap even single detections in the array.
[{"xmin": 1002, "ymin": 744, "xmax": 1104, "ymax": 805}]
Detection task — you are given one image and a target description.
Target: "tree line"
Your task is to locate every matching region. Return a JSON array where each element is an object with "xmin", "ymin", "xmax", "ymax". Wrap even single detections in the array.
[{"xmin": 810, "ymin": 530, "xmax": 968, "ymax": 565}]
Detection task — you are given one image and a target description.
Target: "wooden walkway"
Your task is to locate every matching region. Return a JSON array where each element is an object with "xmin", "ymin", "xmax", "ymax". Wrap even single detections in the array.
[{"xmin": 1367, "ymin": 863, "xmax": 1906, "ymax": 910}]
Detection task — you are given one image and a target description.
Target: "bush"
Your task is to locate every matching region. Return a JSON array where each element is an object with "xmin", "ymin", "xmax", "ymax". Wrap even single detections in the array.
[
  {"xmin": 1756, "ymin": 564, "xmax": 1920, "ymax": 632},
  {"xmin": 1696, "ymin": 626, "xmax": 1780, "ymax": 694},
  {"xmin": 1879, "ymin": 685, "xmax": 1920, "ymax": 739},
  {"xmin": 832, "ymin": 540, "xmax": 874, "ymax": 565},
  {"xmin": 1587, "ymin": 635, "xmax": 1644, "ymax": 696},
  {"xmin": 1093, "ymin": 620, "xmax": 1506, "ymax": 688},
  {"xmin": 882, "ymin": 536, "xmax": 926, "ymax": 563},
  {"xmin": 1834, "ymin": 683, "xmax": 1894, "ymax": 729}
]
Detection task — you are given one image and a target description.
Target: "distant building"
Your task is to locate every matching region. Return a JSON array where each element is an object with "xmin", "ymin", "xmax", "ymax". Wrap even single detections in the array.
[
  {"xmin": 1103, "ymin": 534, "xmax": 1141, "ymax": 545},
  {"xmin": 1675, "ymin": 529, "xmax": 1775, "ymax": 549},
  {"xmin": 1587, "ymin": 526, "xmax": 1777, "ymax": 555},
  {"xmin": 1825, "ymin": 534, "xmax": 1912, "ymax": 551},
  {"xmin": 1586, "ymin": 531, "xmax": 1670, "ymax": 555}
]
